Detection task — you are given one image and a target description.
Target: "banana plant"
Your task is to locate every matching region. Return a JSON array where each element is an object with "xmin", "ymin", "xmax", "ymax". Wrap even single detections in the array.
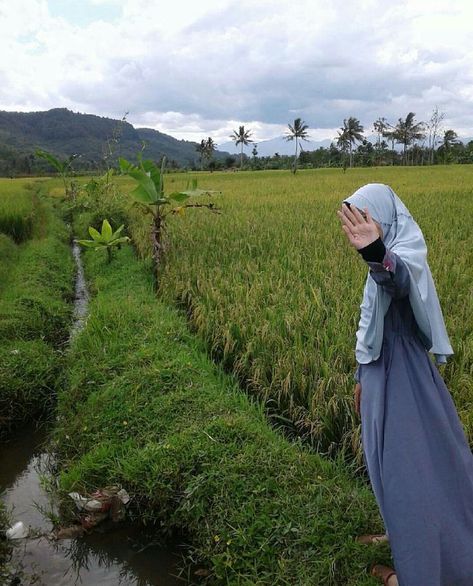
[
  {"xmin": 119, "ymin": 155, "xmax": 221, "ymax": 290},
  {"xmin": 35, "ymin": 149, "xmax": 80, "ymax": 200},
  {"xmin": 76, "ymin": 219, "xmax": 130, "ymax": 263}
]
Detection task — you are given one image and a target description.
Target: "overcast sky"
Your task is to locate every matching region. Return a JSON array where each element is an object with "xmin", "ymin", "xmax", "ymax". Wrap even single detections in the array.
[{"xmin": 1, "ymin": 0, "xmax": 472, "ymax": 144}]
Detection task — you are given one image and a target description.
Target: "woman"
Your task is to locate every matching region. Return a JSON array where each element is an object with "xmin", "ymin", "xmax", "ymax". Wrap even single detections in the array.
[{"xmin": 336, "ymin": 183, "xmax": 473, "ymax": 586}]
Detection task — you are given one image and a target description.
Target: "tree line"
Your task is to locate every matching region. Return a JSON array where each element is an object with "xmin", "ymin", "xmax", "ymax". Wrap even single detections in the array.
[
  {"xmin": 1, "ymin": 107, "xmax": 472, "ymax": 176},
  {"xmin": 195, "ymin": 107, "xmax": 473, "ymax": 173}
]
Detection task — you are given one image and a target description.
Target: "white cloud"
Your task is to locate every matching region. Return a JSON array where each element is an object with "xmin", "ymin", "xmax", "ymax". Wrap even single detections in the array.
[{"xmin": 0, "ymin": 0, "xmax": 472, "ymax": 141}]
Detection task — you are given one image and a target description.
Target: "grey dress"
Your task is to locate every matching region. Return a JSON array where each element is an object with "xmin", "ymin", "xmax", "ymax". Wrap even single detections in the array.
[{"xmin": 354, "ymin": 250, "xmax": 473, "ymax": 586}]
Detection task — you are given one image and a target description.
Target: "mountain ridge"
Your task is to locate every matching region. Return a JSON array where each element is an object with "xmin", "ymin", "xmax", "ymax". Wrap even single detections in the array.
[{"xmin": 0, "ymin": 108, "xmax": 230, "ymax": 168}]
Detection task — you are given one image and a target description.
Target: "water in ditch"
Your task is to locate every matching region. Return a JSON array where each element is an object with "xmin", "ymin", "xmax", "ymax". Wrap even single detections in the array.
[{"xmin": 0, "ymin": 241, "xmax": 189, "ymax": 585}]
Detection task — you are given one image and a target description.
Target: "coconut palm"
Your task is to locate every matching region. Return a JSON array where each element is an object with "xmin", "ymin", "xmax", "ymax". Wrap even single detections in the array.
[
  {"xmin": 230, "ymin": 125, "xmax": 253, "ymax": 169},
  {"xmin": 205, "ymin": 137, "xmax": 216, "ymax": 163},
  {"xmin": 339, "ymin": 117, "xmax": 364, "ymax": 168},
  {"xmin": 196, "ymin": 139, "xmax": 207, "ymax": 170},
  {"xmin": 393, "ymin": 113, "xmax": 426, "ymax": 165},
  {"xmin": 284, "ymin": 118, "xmax": 310, "ymax": 174},
  {"xmin": 336, "ymin": 130, "xmax": 350, "ymax": 171}
]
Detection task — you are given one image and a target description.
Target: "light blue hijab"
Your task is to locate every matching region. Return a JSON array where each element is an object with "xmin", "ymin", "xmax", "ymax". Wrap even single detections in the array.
[{"xmin": 343, "ymin": 183, "xmax": 454, "ymax": 366}]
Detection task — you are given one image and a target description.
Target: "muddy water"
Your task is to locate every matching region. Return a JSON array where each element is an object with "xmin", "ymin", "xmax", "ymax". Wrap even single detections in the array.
[
  {"xmin": 0, "ymin": 242, "xmax": 189, "ymax": 585},
  {"xmin": 0, "ymin": 426, "xmax": 187, "ymax": 585}
]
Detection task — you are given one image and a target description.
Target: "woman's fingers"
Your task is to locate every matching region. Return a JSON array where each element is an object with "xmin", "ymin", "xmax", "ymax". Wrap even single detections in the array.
[
  {"xmin": 341, "ymin": 224, "xmax": 357, "ymax": 246},
  {"xmin": 337, "ymin": 208, "xmax": 357, "ymax": 234},
  {"xmin": 341, "ymin": 203, "xmax": 359, "ymax": 226},
  {"xmin": 350, "ymin": 204, "xmax": 370, "ymax": 225}
]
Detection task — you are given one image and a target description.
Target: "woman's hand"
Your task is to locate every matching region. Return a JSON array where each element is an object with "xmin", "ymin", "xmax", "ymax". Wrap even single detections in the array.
[
  {"xmin": 337, "ymin": 203, "xmax": 380, "ymax": 250},
  {"xmin": 354, "ymin": 382, "xmax": 362, "ymax": 417}
]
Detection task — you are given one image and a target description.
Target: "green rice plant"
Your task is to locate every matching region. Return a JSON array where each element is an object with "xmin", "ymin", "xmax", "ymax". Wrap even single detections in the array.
[
  {"xmin": 119, "ymin": 155, "xmax": 220, "ymax": 289},
  {"xmin": 0, "ymin": 234, "xmax": 17, "ymax": 293},
  {"xmin": 0, "ymin": 189, "xmax": 36, "ymax": 242},
  {"xmin": 126, "ymin": 165, "xmax": 473, "ymax": 466}
]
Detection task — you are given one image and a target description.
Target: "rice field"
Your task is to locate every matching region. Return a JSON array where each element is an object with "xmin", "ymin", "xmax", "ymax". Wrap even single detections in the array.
[
  {"xmin": 127, "ymin": 165, "xmax": 473, "ymax": 465},
  {"xmin": 0, "ymin": 179, "xmax": 42, "ymax": 242}
]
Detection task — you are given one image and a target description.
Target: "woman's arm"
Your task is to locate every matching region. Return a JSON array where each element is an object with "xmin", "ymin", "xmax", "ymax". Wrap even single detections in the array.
[{"xmin": 358, "ymin": 237, "xmax": 410, "ymax": 299}]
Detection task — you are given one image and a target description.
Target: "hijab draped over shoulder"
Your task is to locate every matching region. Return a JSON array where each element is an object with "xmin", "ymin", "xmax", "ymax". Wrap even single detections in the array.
[{"xmin": 342, "ymin": 183, "xmax": 454, "ymax": 366}]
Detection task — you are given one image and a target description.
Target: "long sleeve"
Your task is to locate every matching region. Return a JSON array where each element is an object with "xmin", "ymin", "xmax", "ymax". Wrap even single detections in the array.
[{"xmin": 358, "ymin": 238, "xmax": 410, "ymax": 300}]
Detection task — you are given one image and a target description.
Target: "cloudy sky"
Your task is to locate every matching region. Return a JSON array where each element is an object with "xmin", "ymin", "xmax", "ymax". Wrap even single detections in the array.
[{"xmin": 1, "ymin": 0, "xmax": 472, "ymax": 144}]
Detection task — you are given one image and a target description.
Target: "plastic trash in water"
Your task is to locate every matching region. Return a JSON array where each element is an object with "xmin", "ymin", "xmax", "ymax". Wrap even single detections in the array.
[
  {"xmin": 68, "ymin": 486, "xmax": 132, "ymax": 529},
  {"xmin": 5, "ymin": 521, "xmax": 29, "ymax": 540}
]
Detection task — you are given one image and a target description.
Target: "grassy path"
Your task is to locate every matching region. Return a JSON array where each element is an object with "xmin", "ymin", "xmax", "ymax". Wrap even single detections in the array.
[
  {"xmin": 54, "ymin": 238, "xmax": 389, "ymax": 585},
  {"xmin": 0, "ymin": 186, "xmax": 74, "ymax": 437}
]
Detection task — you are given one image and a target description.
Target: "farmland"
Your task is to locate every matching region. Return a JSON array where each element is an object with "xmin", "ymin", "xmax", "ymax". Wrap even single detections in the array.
[
  {"xmin": 129, "ymin": 166, "xmax": 473, "ymax": 464},
  {"xmin": 0, "ymin": 166, "xmax": 472, "ymax": 584}
]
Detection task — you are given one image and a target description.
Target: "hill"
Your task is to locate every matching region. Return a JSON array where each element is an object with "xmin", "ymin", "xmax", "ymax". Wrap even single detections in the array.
[{"xmin": 0, "ymin": 108, "xmax": 229, "ymax": 172}]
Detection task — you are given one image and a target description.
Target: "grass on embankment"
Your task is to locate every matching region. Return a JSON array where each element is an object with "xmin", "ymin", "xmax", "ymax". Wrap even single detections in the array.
[
  {"xmin": 0, "ymin": 192, "xmax": 74, "ymax": 437},
  {"xmin": 54, "ymin": 243, "xmax": 389, "ymax": 585}
]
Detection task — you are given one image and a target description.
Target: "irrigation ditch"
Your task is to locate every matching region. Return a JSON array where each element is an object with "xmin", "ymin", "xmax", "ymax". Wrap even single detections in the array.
[
  {"xmin": 0, "ymin": 229, "xmax": 188, "ymax": 586},
  {"xmin": 1, "ymin": 184, "xmax": 386, "ymax": 585}
]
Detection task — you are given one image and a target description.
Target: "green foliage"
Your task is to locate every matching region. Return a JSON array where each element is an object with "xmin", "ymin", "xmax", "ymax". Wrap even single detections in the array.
[
  {"xmin": 0, "ymin": 188, "xmax": 37, "ymax": 242},
  {"xmin": 35, "ymin": 148, "xmax": 79, "ymax": 198},
  {"xmin": 35, "ymin": 149, "xmax": 77, "ymax": 175},
  {"xmin": 0, "ymin": 197, "xmax": 74, "ymax": 437},
  {"xmin": 77, "ymin": 219, "xmax": 130, "ymax": 263},
  {"xmin": 0, "ymin": 108, "xmax": 201, "ymax": 175},
  {"xmin": 119, "ymin": 156, "xmax": 220, "ymax": 211},
  {"xmin": 55, "ymin": 243, "xmax": 385, "ymax": 585},
  {"xmin": 0, "ymin": 340, "xmax": 60, "ymax": 437}
]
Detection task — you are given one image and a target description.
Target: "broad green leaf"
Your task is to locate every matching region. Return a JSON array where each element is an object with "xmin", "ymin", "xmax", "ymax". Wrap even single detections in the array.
[
  {"xmin": 168, "ymin": 192, "xmax": 191, "ymax": 203},
  {"xmin": 132, "ymin": 184, "xmax": 157, "ymax": 204},
  {"xmin": 118, "ymin": 157, "xmax": 132, "ymax": 173},
  {"xmin": 76, "ymin": 239, "xmax": 98, "ymax": 248},
  {"xmin": 142, "ymin": 160, "xmax": 161, "ymax": 192},
  {"xmin": 35, "ymin": 149, "xmax": 64, "ymax": 173},
  {"xmin": 101, "ymin": 219, "xmax": 113, "ymax": 242},
  {"xmin": 131, "ymin": 171, "xmax": 159, "ymax": 202},
  {"xmin": 111, "ymin": 224, "xmax": 125, "ymax": 240},
  {"xmin": 110, "ymin": 236, "xmax": 130, "ymax": 245},
  {"xmin": 88, "ymin": 226, "xmax": 102, "ymax": 241}
]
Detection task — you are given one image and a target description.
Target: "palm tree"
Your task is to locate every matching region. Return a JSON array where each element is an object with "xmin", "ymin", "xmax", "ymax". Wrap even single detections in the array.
[
  {"xmin": 284, "ymin": 117, "xmax": 309, "ymax": 174},
  {"xmin": 373, "ymin": 117, "xmax": 388, "ymax": 166},
  {"xmin": 439, "ymin": 129, "xmax": 459, "ymax": 164},
  {"xmin": 393, "ymin": 113, "xmax": 425, "ymax": 165},
  {"xmin": 205, "ymin": 137, "xmax": 216, "ymax": 163},
  {"xmin": 196, "ymin": 139, "xmax": 207, "ymax": 170},
  {"xmin": 339, "ymin": 117, "xmax": 364, "ymax": 168},
  {"xmin": 336, "ymin": 130, "xmax": 350, "ymax": 171},
  {"xmin": 381, "ymin": 123, "xmax": 397, "ymax": 166},
  {"xmin": 230, "ymin": 125, "xmax": 253, "ymax": 169}
]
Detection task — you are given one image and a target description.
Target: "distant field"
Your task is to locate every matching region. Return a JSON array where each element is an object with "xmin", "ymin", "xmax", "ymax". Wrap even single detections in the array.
[{"xmin": 126, "ymin": 165, "xmax": 473, "ymax": 463}]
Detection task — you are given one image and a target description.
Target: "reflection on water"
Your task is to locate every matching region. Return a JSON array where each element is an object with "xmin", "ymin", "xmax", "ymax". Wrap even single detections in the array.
[
  {"xmin": 69, "ymin": 240, "xmax": 89, "ymax": 344},
  {"xmin": 0, "ymin": 425, "xmax": 188, "ymax": 586}
]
